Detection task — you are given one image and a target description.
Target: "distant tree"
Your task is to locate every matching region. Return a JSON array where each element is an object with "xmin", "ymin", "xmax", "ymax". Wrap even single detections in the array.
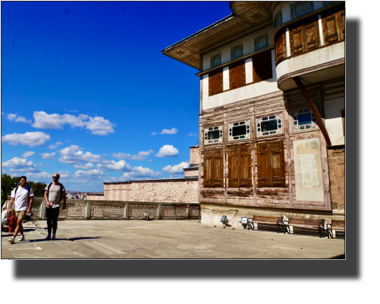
[{"xmin": 1, "ymin": 174, "xmax": 47, "ymax": 206}]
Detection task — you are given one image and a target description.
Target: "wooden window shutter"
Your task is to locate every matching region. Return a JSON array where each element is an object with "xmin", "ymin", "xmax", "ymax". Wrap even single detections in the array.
[
  {"xmin": 212, "ymin": 149, "xmax": 224, "ymax": 187},
  {"xmin": 239, "ymin": 145, "xmax": 252, "ymax": 187},
  {"xmin": 275, "ymin": 32, "xmax": 287, "ymax": 65},
  {"xmin": 229, "ymin": 60, "xmax": 245, "ymax": 90},
  {"xmin": 304, "ymin": 20, "xmax": 319, "ymax": 52},
  {"xmin": 257, "ymin": 143, "xmax": 270, "ymax": 187},
  {"xmin": 323, "ymin": 12, "xmax": 339, "ymax": 45},
  {"xmin": 253, "ymin": 50, "xmax": 272, "ymax": 81},
  {"xmin": 203, "ymin": 151, "xmax": 213, "ymax": 187},
  {"xmin": 229, "ymin": 65, "xmax": 237, "ymax": 90},
  {"xmin": 209, "ymin": 69, "xmax": 223, "ymax": 96},
  {"xmin": 338, "ymin": 9, "xmax": 345, "ymax": 41},
  {"xmin": 270, "ymin": 141, "xmax": 285, "ymax": 187},
  {"xmin": 228, "ymin": 146, "xmax": 240, "ymax": 188},
  {"xmin": 290, "ymin": 25, "xmax": 304, "ymax": 56}
]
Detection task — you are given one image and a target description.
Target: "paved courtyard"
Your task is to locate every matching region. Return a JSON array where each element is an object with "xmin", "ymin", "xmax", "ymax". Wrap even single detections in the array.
[{"xmin": 1, "ymin": 220, "xmax": 344, "ymax": 259}]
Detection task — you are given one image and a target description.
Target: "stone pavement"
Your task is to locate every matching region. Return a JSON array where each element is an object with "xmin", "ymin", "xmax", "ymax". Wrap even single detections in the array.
[{"xmin": 1, "ymin": 220, "xmax": 344, "ymax": 259}]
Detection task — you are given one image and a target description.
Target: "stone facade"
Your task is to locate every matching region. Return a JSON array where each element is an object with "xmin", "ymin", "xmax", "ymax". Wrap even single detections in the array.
[{"xmin": 103, "ymin": 179, "xmax": 198, "ymax": 203}]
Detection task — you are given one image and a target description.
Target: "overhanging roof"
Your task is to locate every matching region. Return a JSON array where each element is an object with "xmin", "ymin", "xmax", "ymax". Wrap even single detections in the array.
[{"xmin": 162, "ymin": 1, "xmax": 274, "ymax": 70}]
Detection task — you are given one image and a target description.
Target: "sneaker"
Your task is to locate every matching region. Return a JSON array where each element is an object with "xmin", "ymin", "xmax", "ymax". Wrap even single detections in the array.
[
  {"xmin": 52, "ymin": 234, "xmax": 56, "ymax": 240},
  {"xmin": 45, "ymin": 235, "xmax": 51, "ymax": 240},
  {"xmin": 8, "ymin": 237, "xmax": 14, "ymax": 244},
  {"xmin": 17, "ymin": 235, "xmax": 25, "ymax": 241}
]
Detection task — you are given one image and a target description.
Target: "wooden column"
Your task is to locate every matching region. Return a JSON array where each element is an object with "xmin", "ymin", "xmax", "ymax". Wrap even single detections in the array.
[{"xmin": 293, "ymin": 77, "xmax": 331, "ymax": 146}]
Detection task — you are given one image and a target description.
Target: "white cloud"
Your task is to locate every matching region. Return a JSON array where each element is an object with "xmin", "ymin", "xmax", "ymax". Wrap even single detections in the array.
[
  {"xmin": 37, "ymin": 163, "xmax": 49, "ymax": 167},
  {"xmin": 119, "ymin": 166, "xmax": 161, "ymax": 181},
  {"xmin": 84, "ymin": 116, "xmax": 115, "ymax": 135},
  {"xmin": 162, "ymin": 161, "xmax": 189, "ymax": 174},
  {"xmin": 22, "ymin": 151, "xmax": 35, "ymax": 158},
  {"xmin": 74, "ymin": 162, "xmax": 94, "ymax": 170},
  {"xmin": 74, "ymin": 169, "xmax": 105, "ymax": 177},
  {"xmin": 57, "ymin": 171, "xmax": 71, "ymax": 178},
  {"xmin": 160, "ymin": 128, "xmax": 178, "ymax": 135},
  {"xmin": 155, "ymin": 145, "xmax": 179, "ymax": 158},
  {"xmin": 32, "ymin": 111, "xmax": 115, "ymax": 136},
  {"xmin": 25, "ymin": 172, "xmax": 51, "ymax": 182},
  {"xmin": 2, "ymin": 131, "xmax": 50, "ymax": 147},
  {"xmin": 48, "ymin": 141, "xmax": 64, "ymax": 149},
  {"xmin": 112, "ymin": 150, "xmax": 154, "ymax": 161},
  {"xmin": 7, "ymin": 113, "xmax": 32, "ymax": 124},
  {"xmin": 41, "ymin": 152, "xmax": 56, "ymax": 160},
  {"xmin": 138, "ymin": 150, "xmax": 154, "ymax": 156},
  {"xmin": 189, "ymin": 133, "xmax": 198, "ymax": 137},
  {"xmin": 97, "ymin": 160, "xmax": 133, "ymax": 172},
  {"xmin": 58, "ymin": 145, "xmax": 104, "ymax": 164},
  {"xmin": 104, "ymin": 177, "xmax": 119, "ymax": 183},
  {"xmin": 2, "ymin": 157, "xmax": 39, "ymax": 173},
  {"xmin": 150, "ymin": 132, "xmax": 157, "ymax": 136}
]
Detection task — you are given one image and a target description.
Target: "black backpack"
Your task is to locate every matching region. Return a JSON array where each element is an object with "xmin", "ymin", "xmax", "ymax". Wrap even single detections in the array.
[{"xmin": 47, "ymin": 183, "xmax": 63, "ymax": 202}]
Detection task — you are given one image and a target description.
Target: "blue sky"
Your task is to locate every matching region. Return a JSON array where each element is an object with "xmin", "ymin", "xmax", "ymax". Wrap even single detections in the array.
[{"xmin": 1, "ymin": 1, "xmax": 232, "ymax": 192}]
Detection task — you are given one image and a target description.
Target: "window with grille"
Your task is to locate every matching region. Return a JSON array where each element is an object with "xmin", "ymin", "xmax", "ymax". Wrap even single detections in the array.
[
  {"xmin": 231, "ymin": 44, "xmax": 243, "ymax": 60},
  {"xmin": 293, "ymin": 108, "xmax": 318, "ymax": 131},
  {"xmin": 291, "ymin": 1, "xmax": 314, "ymax": 19},
  {"xmin": 228, "ymin": 121, "xmax": 250, "ymax": 141},
  {"xmin": 274, "ymin": 10, "xmax": 283, "ymax": 28},
  {"xmin": 211, "ymin": 53, "xmax": 221, "ymax": 68},
  {"xmin": 254, "ymin": 34, "xmax": 269, "ymax": 51},
  {"xmin": 256, "ymin": 114, "xmax": 282, "ymax": 137},
  {"xmin": 204, "ymin": 126, "xmax": 223, "ymax": 145}
]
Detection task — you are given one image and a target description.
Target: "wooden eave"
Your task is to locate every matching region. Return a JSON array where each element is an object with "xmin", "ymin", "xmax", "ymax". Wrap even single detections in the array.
[{"xmin": 162, "ymin": 1, "xmax": 275, "ymax": 70}]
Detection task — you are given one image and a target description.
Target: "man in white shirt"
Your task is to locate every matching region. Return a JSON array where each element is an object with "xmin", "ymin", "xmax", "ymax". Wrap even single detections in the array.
[
  {"xmin": 7, "ymin": 176, "xmax": 34, "ymax": 243},
  {"xmin": 44, "ymin": 173, "xmax": 66, "ymax": 240}
]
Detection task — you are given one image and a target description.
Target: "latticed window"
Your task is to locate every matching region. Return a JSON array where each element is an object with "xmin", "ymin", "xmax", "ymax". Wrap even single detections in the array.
[
  {"xmin": 228, "ymin": 120, "xmax": 250, "ymax": 141},
  {"xmin": 256, "ymin": 114, "xmax": 282, "ymax": 137},
  {"xmin": 254, "ymin": 34, "xmax": 269, "ymax": 51},
  {"xmin": 291, "ymin": 1, "xmax": 314, "ymax": 19},
  {"xmin": 231, "ymin": 44, "xmax": 243, "ymax": 60},
  {"xmin": 203, "ymin": 149, "xmax": 223, "ymax": 187},
  {"xmin": 293, "ymin": 108, "xmax": 318, "ymax": 131},
  {"xmin": 204, "ymin": 125, "xmax": 223, "ymax": 145},
  {"xmin": 211, "ymin": 53, "xmax": 221, "ymax": 68}
]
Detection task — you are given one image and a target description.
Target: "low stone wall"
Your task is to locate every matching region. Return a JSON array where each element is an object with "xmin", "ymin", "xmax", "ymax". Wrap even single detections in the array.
[
  {"xmin": 21, "ymin": 197, "xmax": 200, "ymax": 221},
  {"xmin": 85, "ymin": 194, "xmax": 105, "ymax": 201}
]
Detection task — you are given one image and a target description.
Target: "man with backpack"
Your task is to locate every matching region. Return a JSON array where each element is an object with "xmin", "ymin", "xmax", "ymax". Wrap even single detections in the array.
[
  {"xmin": 44, "ymin": 173, "xmax": 66, "ymax": 240},
  {"xmin": 7, "ymin": 176, "xmax": 34, "ymax": 243}
]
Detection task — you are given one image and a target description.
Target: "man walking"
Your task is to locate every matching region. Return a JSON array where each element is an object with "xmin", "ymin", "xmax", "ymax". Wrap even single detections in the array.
[
  {"xmin": 44, "ymin": 173, "xmax": 66, "ymax": 240},
  {"xmin": 7, "ymin": 176, "xmax": 34, "ymax": 243}
]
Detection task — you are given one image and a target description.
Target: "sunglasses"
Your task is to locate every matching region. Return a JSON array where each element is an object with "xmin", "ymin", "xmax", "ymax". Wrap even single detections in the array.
[{"xmin": 52, "ymin": 176, "xmax": 58, "ymax": 179}]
